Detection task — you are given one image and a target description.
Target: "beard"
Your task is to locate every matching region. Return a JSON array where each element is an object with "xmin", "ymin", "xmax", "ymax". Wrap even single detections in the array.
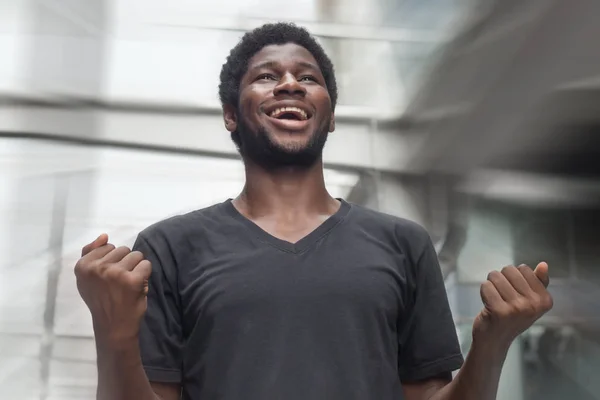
[{"xmin": 232, "ymin": 113, "xmax": 330, "ymax": 170}]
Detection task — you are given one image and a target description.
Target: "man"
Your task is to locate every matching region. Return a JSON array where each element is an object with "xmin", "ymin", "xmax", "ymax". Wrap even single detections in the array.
[{"xmin": 74, "ymin": 23, "xmax": 553, "ymax": 400}]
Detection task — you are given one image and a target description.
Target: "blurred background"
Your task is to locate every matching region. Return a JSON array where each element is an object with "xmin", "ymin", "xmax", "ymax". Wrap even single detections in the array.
[{"xmin": 1, "ymin": 0, "xmax": 599, "ymax": 399}]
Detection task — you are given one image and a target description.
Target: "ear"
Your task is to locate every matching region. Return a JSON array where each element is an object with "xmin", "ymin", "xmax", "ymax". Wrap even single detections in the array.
[
  {"xmin": 328, "ymin": 112, "xmax": 336, "ymax": 132},
  {"xmin": 223, "ymin": 104, "xmax": 238, "ymax": 133}
]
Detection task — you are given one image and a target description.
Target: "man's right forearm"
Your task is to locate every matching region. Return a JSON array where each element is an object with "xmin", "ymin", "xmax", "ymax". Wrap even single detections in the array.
[{"xmin": 96, "ymin": 340, "xmax": 160, "ymax": 400}]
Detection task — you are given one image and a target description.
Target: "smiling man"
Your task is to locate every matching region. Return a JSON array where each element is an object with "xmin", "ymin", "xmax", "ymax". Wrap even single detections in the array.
[{"xmin": 74, "ymin": 23, "xmax": 553, "ymax": 400}]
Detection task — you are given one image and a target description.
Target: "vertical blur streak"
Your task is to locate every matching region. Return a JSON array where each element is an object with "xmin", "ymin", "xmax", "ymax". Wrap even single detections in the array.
[
  {"xmin": 39, "ymin": 174, "xmax": 69, "ymax": 400},
  {"xmin": 437, "ymin": 185, "xmax": 469, "ymax": 280},
  {"xmin": 21, "ymin": 1, "xmax": 109, "ymax": 396},
  {"xmin": 566, "ymin": 210, "xmax": 578, "ymax": 280}
]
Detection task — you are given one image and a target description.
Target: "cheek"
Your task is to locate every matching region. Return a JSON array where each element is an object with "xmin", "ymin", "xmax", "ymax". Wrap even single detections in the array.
[
  {"xmin": 237, "ymin": 99, "xmax": 257, "ymax": 121},
  {"xmin": 313, "ymin": 89, "xmax": 332, "ymax": 112},
  {"xmin": 241, "ymin": 91, "xmax": 268, "ymax": 120}
]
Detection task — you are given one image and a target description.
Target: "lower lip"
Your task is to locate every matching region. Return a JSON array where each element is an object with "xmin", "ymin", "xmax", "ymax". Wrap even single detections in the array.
[{"xmin": 266, "ymin": 115, "xmax": 310, "ymax": 131}]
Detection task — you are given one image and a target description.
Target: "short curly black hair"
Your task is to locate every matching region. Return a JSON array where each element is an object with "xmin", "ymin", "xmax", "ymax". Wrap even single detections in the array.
[{"xmin": 218, "ymin": 22, "xmax": 338, "ymax": 111}]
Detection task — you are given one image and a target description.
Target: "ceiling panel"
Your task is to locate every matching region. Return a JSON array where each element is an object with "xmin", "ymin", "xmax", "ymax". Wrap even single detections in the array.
[{"xmin": 0, "ymin": 0, "xmax": 469, "ymax": 118}]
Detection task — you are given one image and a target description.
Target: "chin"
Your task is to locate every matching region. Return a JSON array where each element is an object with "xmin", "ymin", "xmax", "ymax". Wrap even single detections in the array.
[
  {"xmin": 236, "ymin": 121, "xmax": 328, "ymax": 168},
  {"xmin": 270, "ymin": 137, "xmax": 314, "ymax": 154}
]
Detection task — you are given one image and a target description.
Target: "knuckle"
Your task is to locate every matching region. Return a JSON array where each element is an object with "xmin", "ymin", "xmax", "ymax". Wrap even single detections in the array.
[
  {"xmin": 541, "ymin": 294, "xmax": 554, "ymax": 310},
  {"xmin": 130, "ymin": 250, "xmax": 144, "ymax": 260},
  {"xmin": 141, "ymin": 259, "xmax": 152, "ymax": 271},
  {"xmin": 526, "ymin": 302, "xmax": 539, "ymax": 317},
  {"xmin": 88, "ymin": 258, "xmax": 104, "ymax": 270},
  {"xmin": 124, "ymin": 273, "xmax": 140, "ymax": 286},
  {"xmin": 514, "ymin": 298, "xmax": 538, "ymax": 316},
  {"xmin": 144, "ymin": 261, "xmax": 153, "ymax": 276},
  {"xmin": 529, "ymin": 294, "xmax": 542, "ymax": 308},
  {"xmin": 530, "ymin": 292, "xmax": 553, "ymax": 311},
  {"xmin": 501, "ymin": 265, "xmax": 516, "ymax": 276},
  {"xmin": 73, "ymin": 262, "xmax": 85, "ymax": 276},
  {"xmin": 507, "ymin": 301, "xmax": 521, "ymax": 314},
  {"xmin": 487, "ymin": 270, "xmax": 500, "ymax": 281},
  {"xmin": 102, "ymin": 264, "xmax": 124, "ymax": 280},
  {"xmin": 75, "ymin": 258, "xmax": 97, "ymax": 275},
  {"xmin": 480, "ymin": 280, "xmax": 493, "ymax": 295},
  {"xmin": 517, "ymin": 264, "xmax": 531, "ymax": 273},
  {"xmin": 501, "ymin": 265, "xmax": 512, "ymax": 273}
]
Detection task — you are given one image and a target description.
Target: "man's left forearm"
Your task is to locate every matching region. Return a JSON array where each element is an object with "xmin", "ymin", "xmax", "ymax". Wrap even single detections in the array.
[
  {"xmin": 429, "ymin": 338, "xmax": 510, "ymax": 400},
  {"xmin": 428, "ymin": 262, "xmax": 552, "ymax": 400}
]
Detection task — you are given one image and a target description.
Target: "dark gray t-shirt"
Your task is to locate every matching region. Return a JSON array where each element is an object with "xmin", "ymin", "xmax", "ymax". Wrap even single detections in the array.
[{"xmin": 134, "ymin": 199, "xmax": 463, "ymax": 400}]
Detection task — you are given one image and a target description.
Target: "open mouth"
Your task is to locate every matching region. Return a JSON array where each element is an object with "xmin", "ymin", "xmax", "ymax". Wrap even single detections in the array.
[{"xmin": 268, "ymin": 107, "xmax": 310, "ymax": 121}]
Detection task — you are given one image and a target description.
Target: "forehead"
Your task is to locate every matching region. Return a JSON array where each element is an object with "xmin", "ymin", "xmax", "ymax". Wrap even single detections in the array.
[{"xmin": 246, "ymin": 43, "xmax": 321, "ymax": 73}]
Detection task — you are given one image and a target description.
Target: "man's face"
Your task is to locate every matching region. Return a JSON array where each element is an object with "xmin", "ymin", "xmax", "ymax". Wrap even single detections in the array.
[{"xmin": 224, "ymin": 43, "xmax": 335, "ymax": 169}]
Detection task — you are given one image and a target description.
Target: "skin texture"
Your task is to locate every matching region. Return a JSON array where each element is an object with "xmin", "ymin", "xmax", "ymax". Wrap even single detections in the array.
[
  {"xmin": 75, "ymin": 234, "xmax": 167, "ymax": 400},
  {"xmin": 404, "ymin": 263, "xmax": 552, "ymax": 400},
  {"xmin": 224, "ymin": 43, "xmax": 335, "ymax": 171},
  {"xmin": 224, "ymin": 43, "xmax": 341, "ymax": 243},
  {"xmin": 74, "ymin": 42, "xmax": 553, "ymax": 400}
]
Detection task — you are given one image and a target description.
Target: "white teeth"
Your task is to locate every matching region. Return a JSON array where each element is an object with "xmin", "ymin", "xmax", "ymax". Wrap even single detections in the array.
[{"xmin": 269, "ymin": 107, "xmax": 308, "ymax": 120}]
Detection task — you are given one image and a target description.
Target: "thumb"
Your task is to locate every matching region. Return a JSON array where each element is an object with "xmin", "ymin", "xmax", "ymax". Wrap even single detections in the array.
[{"xmin": 534, "ymin": 262, "xmax": 550, "ymax": 288}]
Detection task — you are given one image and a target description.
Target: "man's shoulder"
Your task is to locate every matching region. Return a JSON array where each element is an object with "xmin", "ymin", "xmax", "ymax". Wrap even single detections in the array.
[
  {"xmin": 138, "ymin": 201, "xmax": 228, "ymax": 241},
  {"xmin": 347, "ymin": 202, "xmax": 429, "ymax": 240}
]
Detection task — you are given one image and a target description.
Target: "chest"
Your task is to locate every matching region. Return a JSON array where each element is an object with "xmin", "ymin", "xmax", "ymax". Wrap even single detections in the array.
[
  {"xmin": 176, "ymin": 233, "xmax": 414, "ymax": 336},
  {"xmin": 251, "ymin": 215, "xmax": 331, "ymax": 244}
]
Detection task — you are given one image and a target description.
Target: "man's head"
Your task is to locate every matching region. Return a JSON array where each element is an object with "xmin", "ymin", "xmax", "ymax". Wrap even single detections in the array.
[{"xmin": 219, "ymin": 23, "xmax": 338, "ymax": 169}]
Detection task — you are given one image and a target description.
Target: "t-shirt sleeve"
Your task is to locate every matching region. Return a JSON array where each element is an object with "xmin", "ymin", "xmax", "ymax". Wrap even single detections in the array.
[
  {"xmin": 397, "ymin": 227, "xmax": 464, "ymax": 382},
  {"xmin": 134, "ymin": 233, "xmax": 183, "ymax": 383}
]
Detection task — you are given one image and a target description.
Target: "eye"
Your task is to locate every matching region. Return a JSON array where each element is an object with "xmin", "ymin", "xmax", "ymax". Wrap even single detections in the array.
[
  {"xmin": 257, "ymin": 73, "xmax": 277, "ymax": 81},
  {"xmin": 299, "ymin": 75, "xmax": 317, "ymax": 82}
]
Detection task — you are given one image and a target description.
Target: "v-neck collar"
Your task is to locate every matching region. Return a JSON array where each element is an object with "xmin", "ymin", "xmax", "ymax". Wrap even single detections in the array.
[{"xmin": 223, "ymin": 198, "xmax": 351, "ymax": 254}]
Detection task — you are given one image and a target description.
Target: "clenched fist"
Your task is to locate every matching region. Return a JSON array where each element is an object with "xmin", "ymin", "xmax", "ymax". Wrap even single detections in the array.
[
  {"xmin": 473, "ymin": 262, "xmax": 553, "ymax": 346},
  {"xmin": 74, "ymin": 234, "xmax": 152, "ymax": 348}
]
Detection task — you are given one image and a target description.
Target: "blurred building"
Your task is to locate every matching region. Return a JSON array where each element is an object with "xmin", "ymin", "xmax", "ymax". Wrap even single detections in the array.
[{"xmin": 0, "ymin": 0, "xmax": 598, "ymax": 399}]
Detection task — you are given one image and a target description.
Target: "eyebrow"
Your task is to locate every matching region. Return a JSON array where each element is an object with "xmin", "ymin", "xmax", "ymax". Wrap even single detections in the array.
[{"xmin": 249, "ymin": 60, "xmax": 320, "ymax": 73}]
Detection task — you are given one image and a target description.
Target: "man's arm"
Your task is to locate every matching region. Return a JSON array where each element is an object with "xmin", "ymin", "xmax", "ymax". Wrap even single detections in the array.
[
  {"xmin": 403, "ymin": 263, "xmax": 553, "ymax": 400},
  {"xmin": 96, "ymin": 341, "xmax": 180, "ymax": 400},
  {"xmin": 75, "ymin": 233, "xmax": 185, "ymax": 400},
  {"xmin": 402, "ymin": 340, "xmax": 506, "ymax": 400},
  {"xmin": 396, "ymin": 226, "xmax": 465, "ymax": 384},
  {"xmin": 151, "ymin": 382, "xmax": 182, "ymax": 400}
]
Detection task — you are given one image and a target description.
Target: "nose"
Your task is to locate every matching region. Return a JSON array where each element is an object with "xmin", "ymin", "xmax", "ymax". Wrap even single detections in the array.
[{"xmin": 273, "ymin": 73, "xmax": 306, "ymax": 97}]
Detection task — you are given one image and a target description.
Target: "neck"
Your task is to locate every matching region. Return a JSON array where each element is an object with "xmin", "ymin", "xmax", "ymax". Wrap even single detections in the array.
[{"xmin": 235, "ymin": 159, "xmax": 337, "ymax": 218}]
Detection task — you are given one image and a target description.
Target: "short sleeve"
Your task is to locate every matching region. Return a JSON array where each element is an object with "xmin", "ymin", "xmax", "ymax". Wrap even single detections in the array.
[
  {"xmin": 397, "ymin": 230, "xmax": 464, "ymax": 382},
  {"xmin": 134, "ymin": 233, "xmax": 183, "ymax": 383}
]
